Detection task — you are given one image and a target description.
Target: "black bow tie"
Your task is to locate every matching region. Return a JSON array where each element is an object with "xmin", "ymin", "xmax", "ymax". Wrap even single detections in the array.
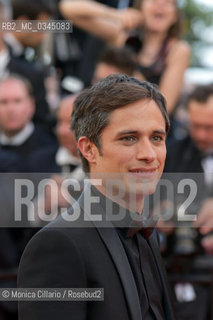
[
  {"xmin": 127, "ymin": 226, "xmax": 154, "ymax": 239},
  {"xmin": 126, "ymin": 218, "xmax": 156, "ymax": 239}
]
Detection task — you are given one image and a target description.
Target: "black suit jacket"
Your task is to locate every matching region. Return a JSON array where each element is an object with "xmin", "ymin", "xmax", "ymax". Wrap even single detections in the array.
[{"xmin": 18, "ymin": 183, "xmax": 176, "ymax": 320}]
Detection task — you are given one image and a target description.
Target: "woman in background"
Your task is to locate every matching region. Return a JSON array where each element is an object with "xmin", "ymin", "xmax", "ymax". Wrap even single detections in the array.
[{"xmin": 60, "ymin": 0, "xmax": 190, "ymax": 115}]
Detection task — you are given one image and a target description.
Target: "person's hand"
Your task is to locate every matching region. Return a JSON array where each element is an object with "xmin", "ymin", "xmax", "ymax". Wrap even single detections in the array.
[{"xmin": 116, "ymin": 8, "xmax": 142, "ymax": 30}]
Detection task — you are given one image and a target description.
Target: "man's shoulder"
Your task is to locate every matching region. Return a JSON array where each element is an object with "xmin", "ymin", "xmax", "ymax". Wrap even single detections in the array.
[
  {"xmin": 33, "ymin": 193, "xmax": 100, "ymax": 241},
  {"xmin": 25, "ymin": 184, "xmax": 109, "ymax": 251}
]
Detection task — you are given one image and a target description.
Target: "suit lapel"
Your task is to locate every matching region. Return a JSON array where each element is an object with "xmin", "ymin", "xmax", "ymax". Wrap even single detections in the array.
[
  {"xmin": 148, "ymin": 235, "xmax": 176, "ymax": 320},
  {"xmin": 78, "ymin": 186, "xmax": 142, "ymax": 320},
  {"xmin": 95, "ymin": 226, "xmax": 141, "ymax": 320}
]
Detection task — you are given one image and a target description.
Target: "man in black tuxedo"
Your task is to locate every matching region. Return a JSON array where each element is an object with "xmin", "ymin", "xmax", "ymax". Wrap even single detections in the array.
[{"xmin": 18, "ymin": 74, "xmax": 175, "ymax": 320}]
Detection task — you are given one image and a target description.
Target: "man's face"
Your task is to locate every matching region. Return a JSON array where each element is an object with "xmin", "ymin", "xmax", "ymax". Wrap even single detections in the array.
[
  {"xmin": 56, "ymin": 96, "xmax": 78, "ymax": 156},
  {"xmin": 0, "ymin": 78, "xmax": 34, "ymax": 137},
  {"xmin": 189, "ymin": 96, "xmax": 213, "ymax": 152},
  {"xmin": 89, "ymin": 98, "xmax": 167, "ymax": 199}
]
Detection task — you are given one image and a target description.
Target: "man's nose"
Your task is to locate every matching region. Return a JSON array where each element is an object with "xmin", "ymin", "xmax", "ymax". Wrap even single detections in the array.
[{"xmin": 136, "ymin": 139, "xmax": 156, "ymax": 162}]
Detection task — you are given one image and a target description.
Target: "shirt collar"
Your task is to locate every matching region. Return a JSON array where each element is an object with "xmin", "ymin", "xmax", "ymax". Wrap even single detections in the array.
[
  {"xmin": 0, "ymin": 122, "xmax": 34, "ymax": 145},
  {"xmin": 91, "ymin": 185, "xmax": 156, "ymax": 239}
]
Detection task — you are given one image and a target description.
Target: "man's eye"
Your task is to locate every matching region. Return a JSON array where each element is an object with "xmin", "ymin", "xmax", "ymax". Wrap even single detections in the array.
[
  {"xmin": 152, "ymin": 135, "xmax": 163, "ymax": 142},
  {"xmin": 120, "ymin": 136, "xmax": 136, "ymax": 142}
]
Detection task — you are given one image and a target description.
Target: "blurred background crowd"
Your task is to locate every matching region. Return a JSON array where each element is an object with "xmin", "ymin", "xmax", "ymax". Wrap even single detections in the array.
[{"xmin": 0, "ymin": 0, "xmax": 213, "ymax": 319}]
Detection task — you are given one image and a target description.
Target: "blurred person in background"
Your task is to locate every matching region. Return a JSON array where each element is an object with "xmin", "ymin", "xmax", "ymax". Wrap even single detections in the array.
[
  {"xmin": 28, "ymin": 95, "xmax": 85, "ymax": 219},
  {"xmin": 28, "ymin": 94, "xmax": 82, "ymax": 176},
  {"xmin": 0, "ymin": 74, "xmax": 56, "ymax": 168},
  {"xmin": 54, "ymin": 0, "xmax": 136, "ymax": 88},
  {"xmin": 59, "ymin": 0, "xmax": 190, "ymax": 116},
  {"xmin": 0, "ymin": 0, "xmax": 11, "ymax": 79},
  {"xmin": 92, "ymin": 45, "xmax": 142, "ymax": 83},
  {"xmin": 0, "ymin": 4, "xmax": 57, "ymax": 319},
  {"xmin": 0, "ymin": 74, "xmax": 56, "ymax": 320},
  {"xmin": 158, "ymin": 83, "xmax": 213, "ymax": 320},
  {"xmin": 5, "ymin": 0, "xmax": 52, "ymax": 60},
  {"xmin": 1, "ymin": 0, "xmax": 56, "ymax": 133}
]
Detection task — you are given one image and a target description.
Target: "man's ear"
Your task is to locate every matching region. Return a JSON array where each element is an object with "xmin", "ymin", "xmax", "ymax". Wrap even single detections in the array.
[{"xmin": 78, "ymin": 136, "xmax": 98, "ymax": 165}]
